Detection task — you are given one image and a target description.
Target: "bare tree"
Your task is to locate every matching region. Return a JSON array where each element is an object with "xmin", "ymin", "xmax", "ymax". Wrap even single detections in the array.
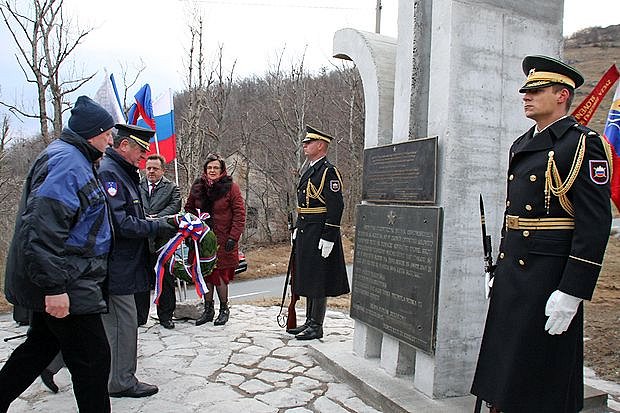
[
  {"xmin": 0, "ymin": 0, "xmax": 95, "ymax": 143},
  {"xmin": 118, "ymin": 59, "xmax": 146, "ymax": 115}
]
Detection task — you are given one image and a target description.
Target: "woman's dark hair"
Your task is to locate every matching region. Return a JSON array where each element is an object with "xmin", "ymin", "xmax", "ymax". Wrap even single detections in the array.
[{"xmin": 203, "ymin": 153, "xmax": 226, "ymax": 174}]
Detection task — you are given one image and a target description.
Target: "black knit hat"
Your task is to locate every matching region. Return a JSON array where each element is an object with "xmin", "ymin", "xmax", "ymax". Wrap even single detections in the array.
[{"xmin": 68, "ymin": 96, "xmax": 115, "ymax": 140}]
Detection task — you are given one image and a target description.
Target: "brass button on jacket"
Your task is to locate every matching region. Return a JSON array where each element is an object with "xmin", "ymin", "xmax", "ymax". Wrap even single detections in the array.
[{"xmin": 529, "ymin": 175, "xmax": 537, "ymax": 182}]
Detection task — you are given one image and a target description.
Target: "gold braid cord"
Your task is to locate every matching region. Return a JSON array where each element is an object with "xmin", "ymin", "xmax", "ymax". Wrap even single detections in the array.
[
  {"xmin": 306, "ymin": 169, "xmax": 329, "ymax": 206},
  {"xmin": 545, "ymin": 133, "xmax": 586, "ymax": 217},
  {"xmin": 599, "ymin": 135, "xmax": 614, "ymax": 179}
]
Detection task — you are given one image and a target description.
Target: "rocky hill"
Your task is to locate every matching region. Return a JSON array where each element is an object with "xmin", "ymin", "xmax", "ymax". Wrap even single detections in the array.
[{"xmin": 564, "ymin": 24, "xmax": 620, "ymax": 134}]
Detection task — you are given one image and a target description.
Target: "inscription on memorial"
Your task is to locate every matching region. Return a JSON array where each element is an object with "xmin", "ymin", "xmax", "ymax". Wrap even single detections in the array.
[
  {"xmin": 362, "ymin": 136, "xmax": 437, "ymax": 204},
  {"xmin": 350, "ymin": 204, "xmax": 441, "ymax": 354}
]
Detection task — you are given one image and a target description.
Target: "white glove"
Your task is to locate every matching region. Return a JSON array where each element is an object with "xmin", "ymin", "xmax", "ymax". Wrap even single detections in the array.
[
  {"xmin": 291, "ymin": 228, "xmax": 297, "ymax": 245},
  {"xmin": 318, "ymin": 238, "xmax": 334, "ymax": 258},
  {"xmin": 544, "ymin": 290, "xmax": 583, "ymax": 335}
]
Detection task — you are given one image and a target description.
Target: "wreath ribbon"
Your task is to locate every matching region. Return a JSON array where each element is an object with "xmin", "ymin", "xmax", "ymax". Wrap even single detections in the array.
[{"xmin": 153, "ymin": 212, "xmax": 212, "ymax": 304}]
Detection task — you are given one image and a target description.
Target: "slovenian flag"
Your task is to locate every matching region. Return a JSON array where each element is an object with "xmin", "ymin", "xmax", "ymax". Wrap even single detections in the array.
[
  {"xmin": 127, "ymin": 85, "xmax": 177, "ymax": 165},
  {"xmin": 604, "ymin": 81, "xmax": 620, "ymax": 209}
]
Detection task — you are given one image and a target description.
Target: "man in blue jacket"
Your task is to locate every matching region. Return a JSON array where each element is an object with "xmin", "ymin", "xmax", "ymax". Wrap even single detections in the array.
[
  {"xmin": 0, "ymin": 96, "xmax": 115, "ymax": 412},
  {"xmin": 98, "ymin": 123, "xmax": 176, "ymax": 398}
]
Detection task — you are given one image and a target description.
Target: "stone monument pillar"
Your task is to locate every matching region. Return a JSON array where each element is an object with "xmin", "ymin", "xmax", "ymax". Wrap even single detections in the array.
[{"xmin": 333, "ymin": 0, "xmax": 565, "ymax": 399}]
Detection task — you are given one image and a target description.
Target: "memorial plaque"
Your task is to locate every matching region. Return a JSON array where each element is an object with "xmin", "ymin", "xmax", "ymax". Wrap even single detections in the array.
[
  {"xmin": 362, "ymin": 136, "xmax": 437, "ymax": 204},
  {"xmin": 350, "ymin": 204, "xmax": 442, "ymax": 354}
]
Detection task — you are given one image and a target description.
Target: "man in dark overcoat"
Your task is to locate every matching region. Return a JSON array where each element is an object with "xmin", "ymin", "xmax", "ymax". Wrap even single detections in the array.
[
  {"xmin": 288, "ymin": 125, "xmax": 350, "ymax": 340},
  {"xmin": 471, "ymin": 56, "xmax": 612, "ymax": 412},
  {"xmin": 138, "ymin": 153, "xmax": 181, "ymax": 329},
  {"xmin": 98, "ymin": 124, "xmax": 175, "ymax": 398}
]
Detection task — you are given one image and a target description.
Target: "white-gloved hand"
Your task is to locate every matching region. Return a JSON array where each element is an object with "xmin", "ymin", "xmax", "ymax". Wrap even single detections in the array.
[
  {"xmin": 318, "ymin": 238, "xmax": 334, "ymax": 258},
  {"xmin": 291, "ymin": 228, "xmax": 297, "ymax": 245},
  {"xmin": 544, "ymin": 290, "xmax": 583, "ymax": 335}
]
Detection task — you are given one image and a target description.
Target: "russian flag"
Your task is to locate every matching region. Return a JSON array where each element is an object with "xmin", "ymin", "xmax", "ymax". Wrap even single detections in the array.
[
  {"xmin": 127, "ymin": 85, "xmax": 177, "ymax": 165},
  {"xmin": 149, "ymin": 89, "xmax": 177, "ymax": 164},
  {"xmin": 604, "ymin": 82, "xmax": 620, "ymax": 209}
]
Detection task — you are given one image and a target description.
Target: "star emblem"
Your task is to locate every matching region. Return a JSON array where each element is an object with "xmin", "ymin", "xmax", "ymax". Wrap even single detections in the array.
[{"xmin": 387, "ymin": 210, "xmax": 397, "ymax": 225}]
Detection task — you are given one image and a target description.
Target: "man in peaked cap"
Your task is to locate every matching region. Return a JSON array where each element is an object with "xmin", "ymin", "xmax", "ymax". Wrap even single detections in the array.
[
  {"xmin": 98, "ymin": 123, "xmax": 176, "ymax": 398},
  {"xmin": 471, "ymin": 56, "xmax": 612, "ymax": 412},
  {"xmin": 0, "ymin": 96, "xmax": 115, "ymax": 411},
  {"xmin": 287, "ymin": 125, "xmax": 350, "ymax": 340}
]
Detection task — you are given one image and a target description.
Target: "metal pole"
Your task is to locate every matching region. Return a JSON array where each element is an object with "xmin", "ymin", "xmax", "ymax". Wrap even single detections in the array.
[{"xmin": 375, "ymin": 0, "xmax": 382, "ymax": 33}]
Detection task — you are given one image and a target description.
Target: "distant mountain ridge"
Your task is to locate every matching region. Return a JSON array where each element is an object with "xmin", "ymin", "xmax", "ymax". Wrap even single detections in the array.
[
  {"xmin": 564, "ymin": 24, "xmax": 620, "ymax": 133},
  {"xmin": 566, "ymin": 24, "xmax": 620, "ymax": 48}
]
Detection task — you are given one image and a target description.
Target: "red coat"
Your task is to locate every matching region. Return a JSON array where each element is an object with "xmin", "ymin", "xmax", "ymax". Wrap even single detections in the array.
[{"xmin": 185, "ymin": 179, "xmax": 246, "ymax": 269}]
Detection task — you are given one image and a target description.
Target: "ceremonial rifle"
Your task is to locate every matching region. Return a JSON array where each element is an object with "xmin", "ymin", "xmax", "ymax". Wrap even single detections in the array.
[
  {"xmin": 3, "ymin": 333, "xmax": 27, "ymax": 342},
  {"xmin": 475, "ymin": 195, "xmax": 496, "ymax": 413},
  {"xmin": 479, "ymin": 194, "xmax": 495, "ymax": 299},
  {"xmin": 277, "ymin": 194, "xmax": 300, "ymax": 329}
]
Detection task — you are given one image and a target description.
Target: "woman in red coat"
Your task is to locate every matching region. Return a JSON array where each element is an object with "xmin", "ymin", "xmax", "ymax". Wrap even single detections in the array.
[{"xmin": 185, "ymin": 154, "xmax": 246, "ymax": 326}]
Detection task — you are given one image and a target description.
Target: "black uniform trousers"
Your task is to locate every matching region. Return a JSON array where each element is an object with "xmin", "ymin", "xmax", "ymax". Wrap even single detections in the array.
[{"xmin": 0, "ymin": 311, "xmax": 111, "ymax": 413}]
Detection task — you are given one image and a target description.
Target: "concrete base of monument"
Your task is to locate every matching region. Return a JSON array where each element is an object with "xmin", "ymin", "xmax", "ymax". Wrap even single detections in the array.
[{"xmin": 309, "ymin": 340, "xmax": 611, "ymax": 413}]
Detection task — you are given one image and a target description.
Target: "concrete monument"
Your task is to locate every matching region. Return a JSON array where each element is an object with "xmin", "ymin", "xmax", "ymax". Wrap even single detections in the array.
[{"xmin": 331, "ymin": 0, "xmax": 567, "ymax": 402}]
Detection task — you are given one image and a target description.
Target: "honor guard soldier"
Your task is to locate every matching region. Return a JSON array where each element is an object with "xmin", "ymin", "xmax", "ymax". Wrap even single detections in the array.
[
  {"xmin": 288, "ymin": 125, "xmax": 350, "ymax": 340},
  {"xmin": 471, "ymin": 56, "xmax": 612, "ymax": 412}
]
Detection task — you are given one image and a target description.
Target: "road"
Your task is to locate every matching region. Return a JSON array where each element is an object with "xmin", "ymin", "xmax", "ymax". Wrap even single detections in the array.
[{"xmin": 175, "ymin": 264, "xmax": 353, "ymax": 302}]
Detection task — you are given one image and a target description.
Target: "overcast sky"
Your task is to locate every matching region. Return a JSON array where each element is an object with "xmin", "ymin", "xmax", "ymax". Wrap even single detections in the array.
[{"xmin": 0, "ymin": 0, "xmax": 618, "ymax": 135}]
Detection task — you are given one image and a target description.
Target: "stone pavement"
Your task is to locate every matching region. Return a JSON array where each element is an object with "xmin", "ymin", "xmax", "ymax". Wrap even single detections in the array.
[
  {"xmin": 1, "ymin": 304, "xmax": 619, "ymax": 412},
  {"xmin": 0, "ymin": 305, "xmax": 380, "ymax": 413}
]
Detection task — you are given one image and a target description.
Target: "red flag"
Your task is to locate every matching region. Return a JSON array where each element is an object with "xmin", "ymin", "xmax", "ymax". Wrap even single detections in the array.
[
  {"xmin": 571, "ymin": 65, "xmax": 619, "ymax": 126},
  {"xmin": 603, "ymin": 82, "xmax": 620, "ymax": 209}
]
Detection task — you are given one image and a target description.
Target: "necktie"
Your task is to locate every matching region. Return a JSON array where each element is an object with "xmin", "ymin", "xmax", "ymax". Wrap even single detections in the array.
[{"xmin": 149, "ymin": 183, "xmax": 155, "ymax": 196}]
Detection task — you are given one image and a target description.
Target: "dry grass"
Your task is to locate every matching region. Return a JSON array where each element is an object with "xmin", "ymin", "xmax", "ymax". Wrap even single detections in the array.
[{"xmin": 235, "ymin": 234, "xmax": 355, "ymax": 281}]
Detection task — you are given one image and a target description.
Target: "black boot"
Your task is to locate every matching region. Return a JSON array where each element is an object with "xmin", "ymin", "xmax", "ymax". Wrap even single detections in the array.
[
  {"xmin": 214, "ymin": 302, "xmax": 229, "ymax": 326},
  {"xmin": 296, "ymin": 297, "xmax": 326, "ymax": 340},
  {"xmin": 287, "ymin": 298, "xmax": 312, "ymax": 335},
  {"xmin": 196, "ymin": 299, "xmax": 214, "ymax": 326}
]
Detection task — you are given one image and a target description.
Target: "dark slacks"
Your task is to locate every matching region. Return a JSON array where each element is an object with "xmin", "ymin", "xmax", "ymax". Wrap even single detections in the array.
[
  {"xmin": 156, "ymin": 270, "xmax": 176, "ymax": 321},
  {"xmin": 134, "ymin": 291, "xmax": 151, "ymax": 326},
  {"xmin": 0, "ymin": 311, "xmax": 111, "ymax": 413}
]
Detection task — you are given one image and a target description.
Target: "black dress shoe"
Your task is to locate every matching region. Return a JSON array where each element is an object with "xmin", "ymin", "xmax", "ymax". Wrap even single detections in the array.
[
  {"xmin": 160, "ymin": 319, "xmax": 175, "ymax": 329},
  {"xmin": 109, "ymin": 381, "xmax": 159, "ymax": 398},
  {"xmin": 295, "ymin": 323, "xmax": 323, "ymax": 340},
  {"xmin": 40, "ymin": 369, "xmax": 59, "ymax": 393},
  {"xmin": 286, "ymin": 322, "xmax": 309, "ymax": 335}
]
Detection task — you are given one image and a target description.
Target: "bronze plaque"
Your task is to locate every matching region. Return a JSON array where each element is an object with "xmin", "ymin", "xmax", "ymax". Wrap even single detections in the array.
[
  {"xmin": 350, "ymin": 204, "xmax": 442, "ymax": 354},
  {"xmin": 362, "ymin": 136, "xmax": 437, "ymax": 204}
]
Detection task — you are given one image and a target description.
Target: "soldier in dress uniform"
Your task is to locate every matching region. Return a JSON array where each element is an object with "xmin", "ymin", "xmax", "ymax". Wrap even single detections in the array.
[
  {"xmin": 287, "ymin": 125, "xmax": 350, "ymax": 340},
  {"xmin": 471, "ymin": 56, "xmax": 612, "ymax": 412}
]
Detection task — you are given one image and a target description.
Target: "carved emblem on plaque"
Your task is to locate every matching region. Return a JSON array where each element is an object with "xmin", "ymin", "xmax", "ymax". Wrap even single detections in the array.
[{"xmin": 387, "ymin": 210, "xmax": 397, "ymax": 225}]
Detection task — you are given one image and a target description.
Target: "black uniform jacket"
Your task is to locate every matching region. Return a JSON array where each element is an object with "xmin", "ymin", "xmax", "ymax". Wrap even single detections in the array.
[
  {"xmin": 294, "ymin": 157, "xmax": 350, "ymax": 298},
  {"xmin": 98, "ymin": 148, "xmax": 160, "ymax": 296},
  {"xmin": 471, "ymin": 117, "xmax": 612, "ymax": 412}
]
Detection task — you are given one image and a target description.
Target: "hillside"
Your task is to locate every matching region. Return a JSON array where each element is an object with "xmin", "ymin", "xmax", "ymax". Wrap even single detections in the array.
[{"xmin": 565, "ymin": 24, "xmax": 620, "ymax": 134}]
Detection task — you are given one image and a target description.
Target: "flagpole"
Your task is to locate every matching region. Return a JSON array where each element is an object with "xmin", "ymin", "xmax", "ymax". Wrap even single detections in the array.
[{"xmin": 168, "ymin": 88, "xmax": 180, "ymax": 187}]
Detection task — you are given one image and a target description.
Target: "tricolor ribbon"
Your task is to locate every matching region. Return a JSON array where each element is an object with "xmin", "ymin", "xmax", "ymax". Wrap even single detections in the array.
[{"xmin": 153, "ymin": 212, "xmax": 212, "ymax": 304}]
